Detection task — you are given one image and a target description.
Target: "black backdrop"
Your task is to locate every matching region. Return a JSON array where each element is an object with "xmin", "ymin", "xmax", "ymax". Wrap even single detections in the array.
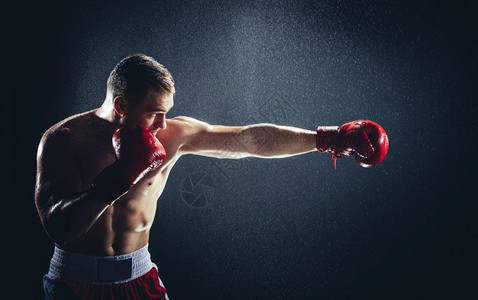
[{"xmin": 8, "ymin": 0, "xmax": 478, "ymax": 299}]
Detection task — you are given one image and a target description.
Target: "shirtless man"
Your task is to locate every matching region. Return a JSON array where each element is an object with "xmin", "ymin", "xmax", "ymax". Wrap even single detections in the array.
[{"xmin": 35, "ymin": 53, "xmax": 389, "ymax": 300}]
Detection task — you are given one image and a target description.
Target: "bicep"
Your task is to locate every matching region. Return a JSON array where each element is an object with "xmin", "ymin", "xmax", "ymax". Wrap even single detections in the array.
[{"xmin": 172, "ymin": 116, "xmax": 248, "ymax": 158}]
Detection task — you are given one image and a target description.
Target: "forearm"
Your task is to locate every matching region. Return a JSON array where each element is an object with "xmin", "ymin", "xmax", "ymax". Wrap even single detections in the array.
[
  {"xmin": 43, "ymin": 187, "xmax": 111, "ymax": 246},
  {"xmin": 238, "ymin": 123, "xmax": 317, "ymax": 158}
]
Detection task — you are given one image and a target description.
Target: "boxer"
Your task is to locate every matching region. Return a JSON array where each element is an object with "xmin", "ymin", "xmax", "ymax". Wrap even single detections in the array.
[{"xmin": 35, "ymin": 53, "xmax": 388, "ymax": 300}]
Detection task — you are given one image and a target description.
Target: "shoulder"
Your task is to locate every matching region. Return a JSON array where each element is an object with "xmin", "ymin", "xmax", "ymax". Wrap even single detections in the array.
[
  {"xmin": 166, "ymin": 116, "xmax": 212, "ymax": 135},
  {"xmin": 38, "ymin": 110, "xmax": 96, "ymax": 158},
  {"xmin": 154, "ymin": 116, "xmax": 213, "ymax": 155},
  {"xmin": 168, "ymin": 116, "xmax": 212, "ymax": 127},
  {"xmin": 164, "ymin": 116, "xmax": 242, "ymax": 138}
]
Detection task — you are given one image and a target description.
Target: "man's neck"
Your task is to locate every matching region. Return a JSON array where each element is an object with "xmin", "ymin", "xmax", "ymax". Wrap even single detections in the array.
[{"xmin": 95, "ymin": 96, "xmax": 120, "ymax": 124}]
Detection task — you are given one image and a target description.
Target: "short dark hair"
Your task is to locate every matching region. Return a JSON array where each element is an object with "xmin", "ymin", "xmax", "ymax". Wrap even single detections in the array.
[{"xmin": 107, "ymin": 53, "xmax": 175, "ymax": 106}]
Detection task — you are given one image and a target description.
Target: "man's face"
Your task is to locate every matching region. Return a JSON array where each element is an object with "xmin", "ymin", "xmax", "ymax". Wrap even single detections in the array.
[{"xmin": 123, "ymin": 90, "xmax": 174, "ymax": 133}]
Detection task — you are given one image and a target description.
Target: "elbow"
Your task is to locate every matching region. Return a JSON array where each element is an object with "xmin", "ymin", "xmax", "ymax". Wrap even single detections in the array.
[
  {"xmin": 42, "ymin": 216, "xmax": 77, "ymax": 247},
  {"xmin": 240, "ymin": 124, "xmax": 275, "ymax": 157},
  {"xmin": 43, "ymin": 220, "xmax": 69, "ymax": 247}
]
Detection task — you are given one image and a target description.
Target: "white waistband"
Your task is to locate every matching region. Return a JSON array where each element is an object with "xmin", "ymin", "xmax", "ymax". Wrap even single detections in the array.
[{"xmin": 47, "ymin": 244, "xmax": 154, "ymax": 284}]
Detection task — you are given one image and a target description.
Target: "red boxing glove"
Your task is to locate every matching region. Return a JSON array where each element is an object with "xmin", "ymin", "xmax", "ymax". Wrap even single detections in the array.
[
  {"xmin": 316, "ymin": 120, "xmax": 389, "ymax": 169},
  {"xmin": 112, "ymin": 125, "xmax": 166, "ymax": 185},
  {"xmin": 93, "ymin": 125, "xmax": 166, "ymax": 203}
]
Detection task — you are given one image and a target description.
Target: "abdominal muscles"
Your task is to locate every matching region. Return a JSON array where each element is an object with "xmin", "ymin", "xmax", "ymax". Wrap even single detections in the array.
[{"xmin": 62, "ymin": 172, "xmax": 168, "ymax": 256}]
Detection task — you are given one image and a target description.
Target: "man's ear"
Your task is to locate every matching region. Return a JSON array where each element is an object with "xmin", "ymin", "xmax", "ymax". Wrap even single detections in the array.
[{"xmin": 113, "ymin": 96, "xmax": 127, "ymax": 116}]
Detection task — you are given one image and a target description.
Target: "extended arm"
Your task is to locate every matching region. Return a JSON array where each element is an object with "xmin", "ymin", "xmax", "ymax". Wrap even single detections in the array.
[
  {"xmin": 174, "ymin": 116, "xmax": 317, "ymax": 159},
  {"xmin": 174, "ymin": 116, "xmax": 389, "ymax": 168}
]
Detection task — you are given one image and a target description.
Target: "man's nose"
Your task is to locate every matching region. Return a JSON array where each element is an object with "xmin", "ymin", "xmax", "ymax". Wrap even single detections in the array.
[{"xmin": 154, "ymin": 115, "xmax": 167, "ymax": 130}]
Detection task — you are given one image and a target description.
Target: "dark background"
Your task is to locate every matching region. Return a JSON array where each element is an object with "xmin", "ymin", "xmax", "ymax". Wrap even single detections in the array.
[{"xmin": 7, "ymin": 0, "xmax": 478, "ymax": 299}]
